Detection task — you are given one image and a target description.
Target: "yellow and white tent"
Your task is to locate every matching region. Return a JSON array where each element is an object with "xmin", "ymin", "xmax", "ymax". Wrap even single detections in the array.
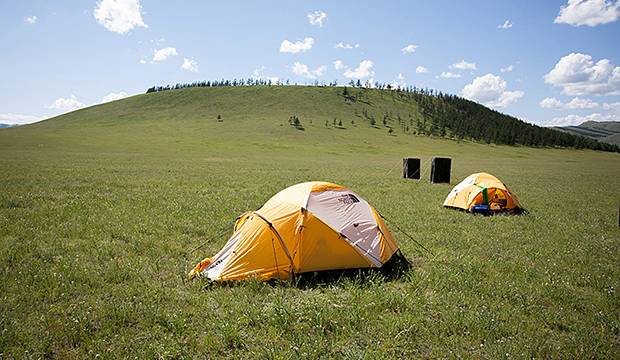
[
  {"xmin": 189, "ymin": 181, "xmax": 399, "ymax": 281},
  {"xmin": 443, "ymin": 172, "xmax": 522, "ymax": 212}
]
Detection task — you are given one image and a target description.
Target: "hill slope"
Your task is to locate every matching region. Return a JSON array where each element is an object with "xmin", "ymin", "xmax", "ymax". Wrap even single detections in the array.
[
  {"xmin": 3, "ymin": 85, "xmax": 618, "ymax": 152},
  {"xmin": 554, "ymin": 121, "xmax": 620, "ymax": 146}
]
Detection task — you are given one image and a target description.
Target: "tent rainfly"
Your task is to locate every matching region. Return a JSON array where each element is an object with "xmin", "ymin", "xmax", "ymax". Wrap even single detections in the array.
[
  {"xmin": 443, "ymin": 172, "xmax": 522, "ymax": 213},
  {"xmin": 189, "ymin": 181, "xmax": 399, "ymax": 281}
]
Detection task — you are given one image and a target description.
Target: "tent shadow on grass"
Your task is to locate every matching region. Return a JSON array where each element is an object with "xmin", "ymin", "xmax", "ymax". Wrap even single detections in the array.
[
  {"xmin": 194, "ymin": 252, "xmax": 413, "ymax": 290},
  {"xmin": 291, "ymin": 251, "xmax": 413, "ymax": 289}
]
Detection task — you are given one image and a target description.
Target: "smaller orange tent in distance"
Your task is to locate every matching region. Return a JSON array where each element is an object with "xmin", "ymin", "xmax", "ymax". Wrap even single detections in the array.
[{"xmin": 443, "ymin": 172, "xmax": 522, "ymax": 213}]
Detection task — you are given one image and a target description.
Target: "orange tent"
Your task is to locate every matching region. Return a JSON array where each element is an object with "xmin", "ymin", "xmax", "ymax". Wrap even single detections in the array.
[
  {"xmin": 443, "ymin": 172, "xmax": 522, "ymax": 212},
  {"xmin": 189, "ymin": 181, "xmax": 399, "ymax": 281}
]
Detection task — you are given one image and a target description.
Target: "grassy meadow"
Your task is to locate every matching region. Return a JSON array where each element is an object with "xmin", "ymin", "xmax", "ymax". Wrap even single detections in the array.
[{"xmin": 0, "ymin": 86, "xmax": 619, "ymax": 358}]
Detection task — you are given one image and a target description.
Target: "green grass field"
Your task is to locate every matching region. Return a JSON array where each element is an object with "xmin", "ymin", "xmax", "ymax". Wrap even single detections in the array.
[{"xmin": 1, "ymin": 86, "xmax": 619, "ymax": 358}]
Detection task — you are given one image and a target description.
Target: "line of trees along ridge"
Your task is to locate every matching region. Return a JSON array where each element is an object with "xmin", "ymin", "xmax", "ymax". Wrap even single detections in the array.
[{"xmin": 145, "ymin": 80, "xmax": 619, "ymax": 153}]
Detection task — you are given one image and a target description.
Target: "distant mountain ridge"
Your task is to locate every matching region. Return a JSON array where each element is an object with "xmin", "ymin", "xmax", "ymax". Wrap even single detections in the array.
[
  {"xmin": 0, "ymin": 124, "xmax": 19, "ymax": 129},
  {"xmin": 554, "ymin": 121, "xmax": 620, "ymax": 146}
]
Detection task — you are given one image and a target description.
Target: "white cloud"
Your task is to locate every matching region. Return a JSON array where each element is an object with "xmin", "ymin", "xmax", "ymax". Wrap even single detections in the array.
[
  {"xmin": 401, "ymin": 44, "xmax": 418, "ymax": 54},
  {"xmin": 462, "ymin": 73, "xmax": 524, "ymax": 108},
  {"xmin": 566, "ymin": 97, "xmax": 600, "ymax": 108},
  {"xmin": 139, "ymin": 59, "xmax": 147, "ymax": 64},
  {"xmin": 335, "ymin": 42, "xmax": 359, "ymax": 49},
  {"xmin": 292, "ymin": 62, "xmax": 326, "ymax": 79},
  {"xmin": 307, "ymin": 11, "xmax": 327, "ymax": 27},
  {"xmin": 0, "ymin": 113, "xmax": 43, "ymax": 125},
  {"xmin": 554, "ymin": 0, "xmax": 620, "ymax": 26},
  {"xmin": 252, "ymin": 66, "xmax": 279, "ymax": 84},
  {"xmin": 279, "ymin": 37, "xmax": 314, "ymax": 53},
  {"xmin": 439, "ymin": 71, "xmax": 461, "ymax": 79},
  {"xmin": 548, "ymin": 112, "xmax": 614, "ymax": 126},
  {"xmin": 500, "ymin": 65, "xmax": 514, "ymax": 73},
  {"xmin": 181, "ymin": 58, "xmax": 199, "ymax": 72},
  {"xmin": 544, "ymin": 53, "xmax": 620, "ymax": 96},
  {"xmin": 102, "ymin": 92, "xmax": 129, "ymax": 103},
  {"xmin": 46, "ymin": 95, "xmax": 85, "ymax": 112},
  {"xmin": 25, "ymin": 15, "xmax": 37, "ymax": 24},
  {"xmin": 416, "ymin": 66, "xmax": 429, "ymax": 74},
  {"xmin": 540, "ymin": 97, "xmax": 565, "ymax": 108},
  {"xmin": 152, "ymin": 47, "xmax": 178, "ymax": 62},
  {"xmin": 498, "ymin": 20, "xmax": 513, "ymax": 29},
  {"xmin": 602, "ymin": 101, "xmax": 620, "ymax": 110},
  {"xmin": 343, "ymin": 60, "xmax": 375, "ymax": 79},
  {"xmin": 93, "ymin": 0, "xmax": 147, "ymax": 34},
  {"xmin": 450, "ymin": 60, "xmax": 477, "ymax": 70},
  {"xmin": 333, "ymin": 60, "xmax": 345, "ymax": 70},
  {"xmin": 539, "ymin": 96, "xmax": 600, "ymax": 109}
]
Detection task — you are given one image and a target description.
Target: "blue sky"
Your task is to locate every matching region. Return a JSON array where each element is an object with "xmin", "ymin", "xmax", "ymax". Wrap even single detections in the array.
[{"xmin": 1, "ymin": 0, "xmax": 619, "ymax": 126}]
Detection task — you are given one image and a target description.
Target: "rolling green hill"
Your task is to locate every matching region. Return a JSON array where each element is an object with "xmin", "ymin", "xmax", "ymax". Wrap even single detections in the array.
[
  {"xmin": 554, "ymin": 121, "xmax": 620, "ymax": 146},
  {"xmin": 5, "ymin": 85, "xmax": 618, "ymax": 153},
  {"xmin": 0, "ymin": 86, "xmax": 619, "ymax": 358}
]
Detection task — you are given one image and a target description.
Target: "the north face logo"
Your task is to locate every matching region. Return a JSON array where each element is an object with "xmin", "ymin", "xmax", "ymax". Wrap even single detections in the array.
[{"xmin": 337, "ymin": 194, "xmax": 360, "ymax": 205}]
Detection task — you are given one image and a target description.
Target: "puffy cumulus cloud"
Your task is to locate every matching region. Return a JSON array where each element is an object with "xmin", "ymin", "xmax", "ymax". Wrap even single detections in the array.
[
  {"xmin": 439, "ymin": 71, "xmax": 461, "ymax": 79},
  {"xmin": 335, "ymin": 42, "xmax": 359, "ymax": 49},
  {"xmin": 25, "ymin": 15, "xmax": 37, "ymax": 24},
  {"xmin": 401, "ymin": 44, "xmax": 418, "ymax": 54},
  {"xmin": 252, "ymin": 66, "xmax": 279, "ymax": 84},
  {"xmin": 548, "ymin": 112, "xmax": 615, "ymax": 126},
  {"xmin": 0, "ymin": 113, "xmax": 43, "ymax": 125},
  {"xmin": 102, "ymin": 92, "xmax": 128, "ymax": 103},
  {"xmin": 498, "ymin": 20, "xmax": 513, "ymax": 29},
  {"xmin": 544, "ymin": 53, "xmax": 620, "ymax": 96},
  {"xmin": 46, "ymin": 95, "xmax": 85, "ymax": 111},
  {"xmin": 333, "ymin": 60, "xmax": 345, "ymax": 70},
  {"xmin": 94, "ymin": 0, "xmax": 147, "ymax": 34},
  {"xmin": 450, "ymin": 60, "xmax": 477, "ymax": 70},
  {"xmin": 307, "ymin": 11, "xmax": 327, "ymax": 27},
  {"xmin": 416, "ymin": 66, "xmax": 429, "ymax": 74},
  {"xmin": 539, "ymin": 96, "xmax": 600, "ymax": 109},
  {"xmin": 343, "ymin": 60, "xmax": 374, "ymax": 79},
  {"xmin": 181, "ymin": 58, "xmax": 199, "ymax": 72},
  {"xmin": 539, "ymin": 97, "xmax": 564, "ymax": 108},
  {"xmin": 565, "ymin": 97, "xmax": 600, "ymax": 108},
  {"xmin": 139, "ymin": 59, "xmax": 147, "ymax": 64},
  {"xmin": 279, "ymin": 37, "xmax": 314, "ymax": 53},
  {"xmin": 152, "ymin": 47, "xmax": 177, "ymax": 62},
  {"xmin": 500, "ymin": 65, "xmax": 514, "ymax": 73},
  {"xmin": 554, "ymin": 0, "xmax": 620, "ymax": 26},
  {"xmin": 291, "ymin": 62, "xmax": 326, "ymax": 79},
  {"xmin": 462, "ymin": 73, "xmax": 524, "ymax": 108}
]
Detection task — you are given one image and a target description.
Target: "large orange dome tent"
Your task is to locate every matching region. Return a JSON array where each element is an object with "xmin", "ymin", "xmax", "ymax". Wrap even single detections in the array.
[
  {"xmin": 443, "ymin": 172, "xmax": 522, "ymax": 213},
  {"xmin": 189, "ymin": 181, "xmax": 399, "ymax": 281}
]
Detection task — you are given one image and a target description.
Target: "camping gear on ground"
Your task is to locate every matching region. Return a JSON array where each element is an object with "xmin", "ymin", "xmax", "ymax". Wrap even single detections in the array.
[
  {"xmin": 188, "ymin": 181, "xmax": 399, "ymax": 282},
  {"xmin": 431, "ymin": 157, "xmax": 451, "ymax": 183},
  {"xmin": 443, "ymin": 172, "xmax": 522, "ymax": 213},
  {"xmin": 403, "ymin": 158, "xmax": 421, "ymax": 179},
  {"xmin": 470, "ymin": 204, "xmax": 491, "ymax": 215}
]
